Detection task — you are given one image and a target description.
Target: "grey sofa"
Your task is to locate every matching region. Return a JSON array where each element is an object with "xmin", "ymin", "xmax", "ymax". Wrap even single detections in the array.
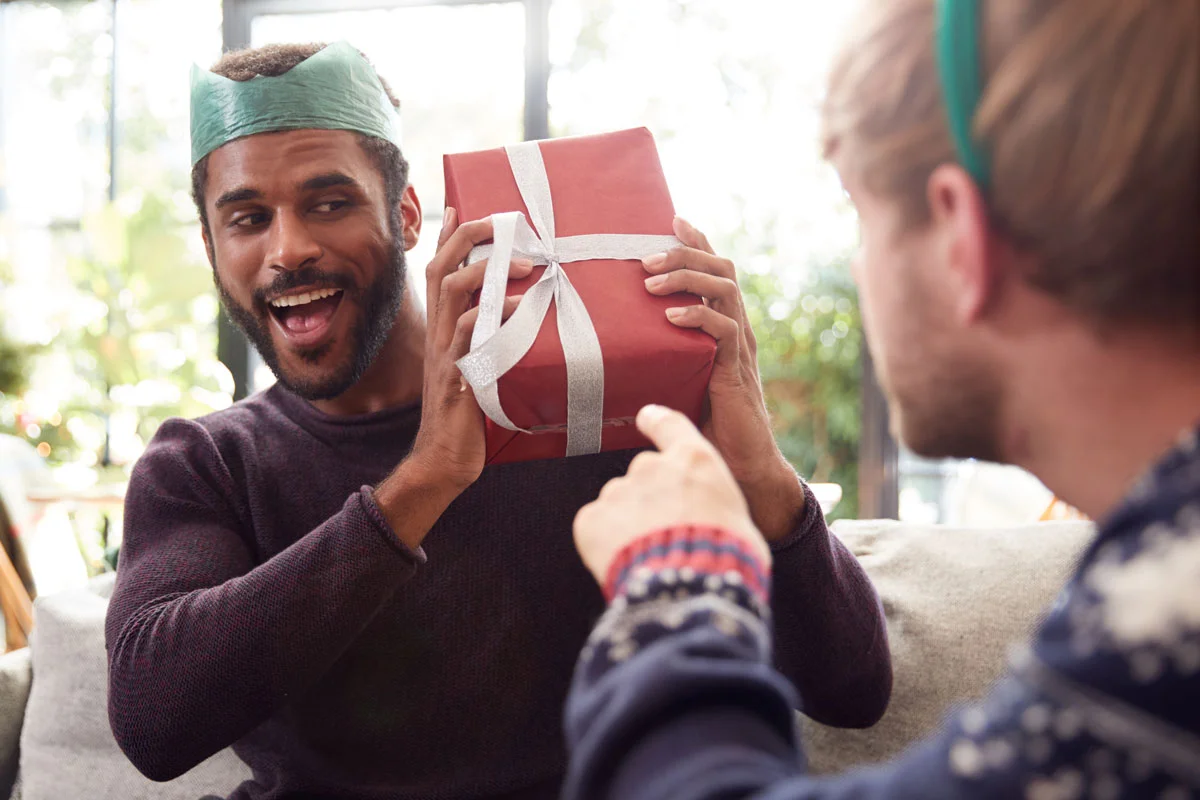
[
  {"xmin": 0, "ymin": 519, "xmax": 1093, "ymax": 799},
  {"xmin": 0, "ymin": 573, "xmax": 249, "ymax": 800}
]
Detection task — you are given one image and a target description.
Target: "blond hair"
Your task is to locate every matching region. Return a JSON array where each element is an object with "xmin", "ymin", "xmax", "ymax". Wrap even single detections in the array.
[{"xmin": 822, "ymin": 0, "xmax": 1199, "ymax": 337}]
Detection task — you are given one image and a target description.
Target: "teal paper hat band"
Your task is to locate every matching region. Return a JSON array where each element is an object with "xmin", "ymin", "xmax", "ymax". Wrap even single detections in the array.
[
  {"xmin": 189, "ymin": 41, "xmax": 402, "ymax": 166},
  {"xmin": 935, "ymin": 0, "xmax": 991, "ymax": 189}
]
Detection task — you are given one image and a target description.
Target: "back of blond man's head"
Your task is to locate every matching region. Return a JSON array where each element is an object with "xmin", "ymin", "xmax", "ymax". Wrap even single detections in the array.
[{"xmin": 822, "ymin": 0, "xmax": 1199, "ymax": 339}]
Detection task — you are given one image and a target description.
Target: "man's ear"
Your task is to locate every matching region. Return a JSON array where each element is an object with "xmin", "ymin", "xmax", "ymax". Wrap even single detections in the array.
[
  {"xmin": 926, "ymin": 164, "xmax": 997, "ymax": 325},
  {"xmin": 399, "ymin": 185, "xmax": 422, "ymax": 252}
]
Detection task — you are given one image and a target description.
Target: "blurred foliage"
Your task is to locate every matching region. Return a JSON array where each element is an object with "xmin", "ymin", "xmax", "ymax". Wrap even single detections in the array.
[
  {"xmin": 0, "ymin": 263, "xmax": 33, "ymax": 398},
  {"xmin": 0, "ymin": 331, "xmax": 35, "ymax": 402},
  {"xmin": 0, "ymin": 336, "xmax": 27, "ymax": 400},
  {"xmin": 45, "ymin": 197, "xmax": 229, "ymax": 470},
  {"xmin": 0, "ymin": 197, "xmax": 230, "ymax": 477},
  {"xmin": 742, "ymin": 260, "xmax": 861, "ymax": 519}
]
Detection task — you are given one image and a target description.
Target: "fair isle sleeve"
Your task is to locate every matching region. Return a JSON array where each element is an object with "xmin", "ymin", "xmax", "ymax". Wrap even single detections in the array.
[
  {"xmin": 562, "ymin": 524, "xmax": 1200, "ymax": 800},
  {"xmin": 563, "ymin": 524, "xmax": 803, "ymax": 799}
]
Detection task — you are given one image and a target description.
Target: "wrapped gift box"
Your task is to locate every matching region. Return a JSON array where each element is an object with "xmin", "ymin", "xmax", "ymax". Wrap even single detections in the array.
[{"xmin": 443, "ymin": 127, "xmax": 716, "ymax": 464}]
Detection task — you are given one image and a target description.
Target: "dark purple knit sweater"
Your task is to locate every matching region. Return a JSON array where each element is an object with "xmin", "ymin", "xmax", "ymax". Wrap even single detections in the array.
[{"xmin": 106, "ymin": 384, "xmax": 890, "ymax": 800}]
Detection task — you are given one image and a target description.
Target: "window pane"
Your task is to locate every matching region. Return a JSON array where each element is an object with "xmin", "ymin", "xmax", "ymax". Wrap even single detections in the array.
[
  {"xmin": 115, "ymin": 0, "xmax": 223, "ymax": 207},
  {"xmin": 0, "ymin": 1, "xmax": 113, "ymax": 225},
  {"xmin": 0, "ymin": 0, "xmax": 227, "ymax": 489},
  {"xmin": 899, "ymin": 452, "xmax": 1056, "ymax": 526},
  {"xmin": 251, "ymin": 4, "xmax": 527, "ymax": 285}
]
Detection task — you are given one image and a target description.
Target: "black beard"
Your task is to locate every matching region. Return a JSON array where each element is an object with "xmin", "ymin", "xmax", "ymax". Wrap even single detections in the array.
[{"xmin": 214, "ymin": 233, "xmax": 406, "ymax": 402}]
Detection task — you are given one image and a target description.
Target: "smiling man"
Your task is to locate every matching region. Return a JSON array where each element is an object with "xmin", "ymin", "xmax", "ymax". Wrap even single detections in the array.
[{"xmin": 104, "ymin": 42, "xmax": 891, "ymax": 800}]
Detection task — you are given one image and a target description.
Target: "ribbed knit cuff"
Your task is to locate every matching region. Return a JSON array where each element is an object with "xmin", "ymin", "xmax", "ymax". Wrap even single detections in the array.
[
  {"xmin": 768, "ymin": 480, "xmax": 824, "ymax": 554},
  {"xmin": 358, "ymin": 486, "xmax": 428, "ymax": 565},
  {"xmin": 604, "ymin": 525, "xmax": 770, "ymax": 608}
]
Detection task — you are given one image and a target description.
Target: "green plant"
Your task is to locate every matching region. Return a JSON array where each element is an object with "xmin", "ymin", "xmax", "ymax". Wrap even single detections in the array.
[
  {"xmin": 742, "ymin": 258, "xmax": 862, "ymax": 519},
  {"xmin": 53, "ymin": 197, "xmax": 229, "ymax": 469},
  {"xmin": 0, "ymin": 263, "xmax": 31, "ymax": 401},
  {"xmin": 0, "ymin": 198, "xmax": 231, "ymax": 474},
  {"xmin": 0, "ymin": 333, "xmax": 29, "ymax": 400}
]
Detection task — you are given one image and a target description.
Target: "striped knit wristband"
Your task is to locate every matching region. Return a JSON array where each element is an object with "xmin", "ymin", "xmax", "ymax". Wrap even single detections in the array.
[{"xmin": 603, "ymin": 525, "xmax": 770, "ymax": 607}]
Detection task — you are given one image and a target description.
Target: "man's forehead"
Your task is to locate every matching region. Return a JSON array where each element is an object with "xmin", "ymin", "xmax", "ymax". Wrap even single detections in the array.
[{"xmin": 205, "ymin": 128, "xmax": 376, "ymax": 196}]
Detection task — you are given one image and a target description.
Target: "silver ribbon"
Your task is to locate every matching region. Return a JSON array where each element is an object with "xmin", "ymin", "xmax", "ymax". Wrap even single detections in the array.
[{"xmin": 455, "ymin": 141, "xmax": 680, "ymax": 457}]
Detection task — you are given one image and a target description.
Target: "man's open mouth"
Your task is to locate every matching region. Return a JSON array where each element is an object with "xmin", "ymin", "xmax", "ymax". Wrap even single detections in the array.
[{"xmin": 267, "ymin": 287, "xmax": 345, "ymax": 345}]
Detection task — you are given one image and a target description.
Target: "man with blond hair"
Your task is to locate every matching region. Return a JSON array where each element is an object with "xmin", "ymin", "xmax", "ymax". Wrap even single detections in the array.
[{"xmin": 562, "ymin": 0, "xmax": 1199, "ymax": 796}]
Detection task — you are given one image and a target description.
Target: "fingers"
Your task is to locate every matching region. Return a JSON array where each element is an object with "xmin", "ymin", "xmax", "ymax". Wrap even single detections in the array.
[
  {"xmin": 597, "ymin": 474, "xmax": 627, "ymax": 501},
  {"xmin": 573, "ymin": 501, "xmax": 599, "ymax": 544},
  {"xmin": 663, "ymin": 305, "xmax": 741, "ymax": 369},
  {"xmin": 642, "ymin": 240, "xmax": 756, "ymax": 371},
  {"xmin": 572, "ymin": 500, "xmax": 608, "ymax": 578},
  {"xmin": 635, "ymin": 404, "xmax": 708, "ymax": 454},
  {"xmin": 642, "ymin": 246, "xmax": 736, "ymax": 281},
  {"xmin": 435, "ymin": 257, "xmax": 534, "ymax": 349},
  {"xmin": 448, "ymin": 294, "xmax": 524, "ymax": 363},
  {"xmin": 437, "ymin": 207, "xmax": 458, "ymax": 250},
  {"xmin": 673, "ymin": 216, "xmax": 715, "ymax": 255},
  {"xmin": 644, "ymin": 268, "xmax": 740, "ymax": 307},
  {"xmin": 626, "ymin": 450, "xmax": 660, "ymax": 476},
  {"xmin": 425, "ymin": 216, "xmax": 496, "ymax": 326},
  {"xmin": 453, "ymin": 256, "xmax": 535, "ymax": 295},
  {"xmin": 430, "ymin": 217, "xmax": 494, "ymax": 280}
]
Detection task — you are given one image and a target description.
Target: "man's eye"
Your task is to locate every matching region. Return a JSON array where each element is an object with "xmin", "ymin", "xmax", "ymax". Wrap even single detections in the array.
[
  {"xmin": 313, "ymin": 200, "xmax": 349, "ymax": 214},
  {"xmin": 232, "ymin": 213, "xmax": 268, "ymax": 228}
]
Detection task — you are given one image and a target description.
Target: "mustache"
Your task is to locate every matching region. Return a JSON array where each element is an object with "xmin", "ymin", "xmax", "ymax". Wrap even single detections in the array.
[{"xmin": 253, "ymin": 267, "xmax": 356, "ymax": 307}]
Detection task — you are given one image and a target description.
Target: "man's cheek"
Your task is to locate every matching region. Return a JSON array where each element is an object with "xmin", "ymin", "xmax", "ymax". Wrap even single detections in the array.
[
  {"xmin": 214, "ymin": 256, "xmax": 258, "ymax": 308},
  {"xmin": 854, "ymin": 260, "xmax": 881, "ymax": 338}
]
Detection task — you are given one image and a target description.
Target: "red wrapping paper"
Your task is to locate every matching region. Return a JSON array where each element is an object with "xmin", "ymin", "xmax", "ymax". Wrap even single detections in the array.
[{"xmin": 443, "ymin": 127, "xmax": 716, "ymax": 464}]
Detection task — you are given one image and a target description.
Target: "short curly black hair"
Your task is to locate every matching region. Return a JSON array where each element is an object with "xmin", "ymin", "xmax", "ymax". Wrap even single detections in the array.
[{"xmin": 190, "ymin": 42, "xmax": 410, "ymax": 236}]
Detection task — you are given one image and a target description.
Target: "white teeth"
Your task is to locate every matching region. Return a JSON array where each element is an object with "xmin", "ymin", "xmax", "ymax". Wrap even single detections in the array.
[{"xmin": 270, "ymin": 288, "xmax": 341, "ymax": 308}]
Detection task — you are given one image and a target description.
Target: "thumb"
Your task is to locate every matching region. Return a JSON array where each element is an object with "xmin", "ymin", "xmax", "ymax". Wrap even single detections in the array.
[
  {"xmin": 672, "ymin": 216, "xmax": 714, "ymax": 255},
  {"xmin": 437, "ymin": 207, "xmax": 459, "ymax": 250},
  {"xmin": 636, "ymin": 405, "xmax": 705, "ymax": 453}
]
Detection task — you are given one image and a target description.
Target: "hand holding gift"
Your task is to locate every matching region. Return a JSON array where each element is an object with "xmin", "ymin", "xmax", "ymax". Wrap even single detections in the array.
[
  {"xmin": 444, "ymin": 128, "xmax": 716, "ymax": 465},
  {"xmin": 643, "ymin": 218, "xmax": 808, "ymax": 542},
  {"xmin": 443, "ymin": 128, "xmax": 810, "ymax": 540},
  {"xmin": 402, "ymin": 211, "xmax": 531, "ymax": 492}
]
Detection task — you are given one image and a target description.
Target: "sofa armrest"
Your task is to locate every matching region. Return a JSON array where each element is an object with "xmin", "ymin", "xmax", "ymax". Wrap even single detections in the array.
[
  {"xmin": 802, "ymin": 520, "xmax": 1094, "ymax": 773},
  {"xmin": 0, "ymin": 648, "xmax": 32, "ymax": 799}
]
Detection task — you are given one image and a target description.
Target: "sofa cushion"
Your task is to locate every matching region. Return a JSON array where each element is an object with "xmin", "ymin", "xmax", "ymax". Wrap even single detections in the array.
[
  {"xmin": 19, "ymin": 573, "xmax": 250, "ymax": 800},
  {"xmin": 802, "ymin": 519, "xmax": 1094, "ymax": 774}
]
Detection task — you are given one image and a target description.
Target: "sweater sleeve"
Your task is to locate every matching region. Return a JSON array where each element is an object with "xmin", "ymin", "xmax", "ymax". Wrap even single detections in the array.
[
  {"xmin": 105, "ymin": 418, "xmax": 424, "ymax": 782},
  {"xmin": 767, "ymin": 481, "xmax": 892, "ymax": 727},
  {"xmin": 563, "ymin": 527, "xmax": 1116, "ymax": 800}
]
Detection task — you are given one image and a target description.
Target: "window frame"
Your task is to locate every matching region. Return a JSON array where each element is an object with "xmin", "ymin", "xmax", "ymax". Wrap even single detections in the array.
[{"xmin": 858, "ymin": 345, "xmax": 899, "ymax": 518}]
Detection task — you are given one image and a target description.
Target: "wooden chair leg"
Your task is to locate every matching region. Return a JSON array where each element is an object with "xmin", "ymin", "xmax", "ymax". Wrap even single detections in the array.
[
  {"xmin": 0, "ymin": 504, "xmax": 33, "ymax": 652},
  {"xmin": 0, "ymin": 549, "xmax": 33, "ymax": 651}
]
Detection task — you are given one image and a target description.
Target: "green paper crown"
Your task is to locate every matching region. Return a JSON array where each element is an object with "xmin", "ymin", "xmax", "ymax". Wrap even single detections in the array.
[{"xmin": 190, "ymin": 41, "xmax": 402, "ymax": 166}]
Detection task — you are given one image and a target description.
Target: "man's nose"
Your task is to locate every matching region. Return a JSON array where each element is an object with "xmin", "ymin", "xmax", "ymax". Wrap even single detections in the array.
[{"xmin": 266, "ymin": 210, "xmax": 324, "ymax": 272}]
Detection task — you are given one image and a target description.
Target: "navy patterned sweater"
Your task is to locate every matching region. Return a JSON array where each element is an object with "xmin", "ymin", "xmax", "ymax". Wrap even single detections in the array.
[{"xmin": 564, "ymin": 427, "xmax": 1200, "ymax": 799}]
